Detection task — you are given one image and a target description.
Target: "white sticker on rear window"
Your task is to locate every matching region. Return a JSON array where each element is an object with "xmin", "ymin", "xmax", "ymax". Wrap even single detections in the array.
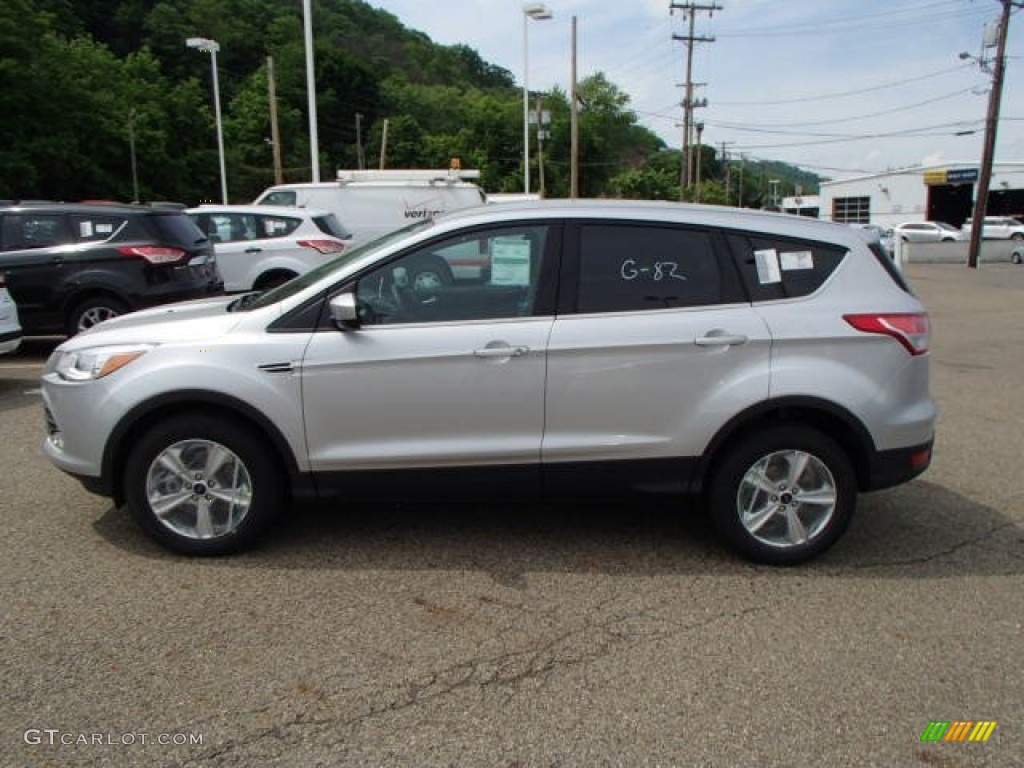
[
  {"xmin": 96, "ymin": 223, "xmax": 113, "ymax": 234},
  {"xmin": 79, "ymin": 221, "xmax": 94, "ymax": 238},
  {"xmin": 754, "ymin": 249, "xmax": 782, "ymax": 284},
  {"xmin": 780, "ymin": 250, "xmax": 814, "ymax": 271}
]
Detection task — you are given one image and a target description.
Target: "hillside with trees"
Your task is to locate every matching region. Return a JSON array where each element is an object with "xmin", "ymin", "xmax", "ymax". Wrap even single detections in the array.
[{"xmin": 1, "ymin": 0, "xmax": 819, "ymax": 204}]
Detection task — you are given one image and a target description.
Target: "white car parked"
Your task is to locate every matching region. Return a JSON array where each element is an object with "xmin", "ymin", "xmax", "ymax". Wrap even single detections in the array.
[
  {"xmin": 187, "ymin": 205, "xmax": 350, "ymax": 292},
  {"xmin": 892, "ymin": 221, "xmax": 965, "ymax": 243},
  {"xmin": 961, "ymin": 215, "xmax": 1024, "ymax": 241},
  {"xmin": 0, "ymin": 271, "xmax": 22, "ymax": 354}
]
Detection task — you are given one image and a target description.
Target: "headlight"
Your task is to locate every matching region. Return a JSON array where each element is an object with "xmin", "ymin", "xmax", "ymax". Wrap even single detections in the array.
[{"xmin": 54, "ymin": 344, "xmax": 154, "ymax": 381}]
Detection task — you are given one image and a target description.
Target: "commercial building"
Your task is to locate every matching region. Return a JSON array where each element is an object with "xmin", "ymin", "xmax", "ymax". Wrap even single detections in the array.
[{"xmin": 818, "ymin": 162, "xmax": 1024, "ymax": 228}]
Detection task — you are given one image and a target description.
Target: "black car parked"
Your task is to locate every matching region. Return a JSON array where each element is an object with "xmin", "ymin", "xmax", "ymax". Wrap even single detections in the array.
[{"xmin": 0, "ymin": 202, "xmax": 222, "ymax": 335}]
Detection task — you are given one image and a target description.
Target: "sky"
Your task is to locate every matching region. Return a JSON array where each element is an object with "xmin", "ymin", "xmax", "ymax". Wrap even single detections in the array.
[{"xmin": 364, "ymin": 0, "xmax": 1024, "ymax": 181}]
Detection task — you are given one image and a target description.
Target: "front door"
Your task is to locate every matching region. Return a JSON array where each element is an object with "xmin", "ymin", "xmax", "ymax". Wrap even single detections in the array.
[{"xmin": 300, "ymin": 222, "xmax": 557, "ymax": 487}]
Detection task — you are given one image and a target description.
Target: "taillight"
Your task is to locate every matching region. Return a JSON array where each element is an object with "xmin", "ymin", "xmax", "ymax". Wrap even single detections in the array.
[
  {"xmin": 297, "ymin": 239, "xmax": 346, "ymax": 255},
  {"xmin": 117, "ymin": 246, "xmax": 187, "ymax": 265},
  {"xmin": 844, "ymin": 312, "xmax": 930, "ymax": 355}
]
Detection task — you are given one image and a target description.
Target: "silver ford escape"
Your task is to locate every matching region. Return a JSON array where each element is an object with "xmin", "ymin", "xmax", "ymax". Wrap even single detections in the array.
[{"xmin": 41, "ymin": 201, "xmax": 935, "ymax": 564}]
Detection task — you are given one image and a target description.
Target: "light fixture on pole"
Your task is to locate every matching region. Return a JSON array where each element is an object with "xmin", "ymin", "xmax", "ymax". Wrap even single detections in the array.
[
  {"xmin": 522, "ymin": 2, "xmax": 552, "ymax": 195},
  {"xmin": 186, "ymin": 36, "xmax": 228, "ymax": 204}
]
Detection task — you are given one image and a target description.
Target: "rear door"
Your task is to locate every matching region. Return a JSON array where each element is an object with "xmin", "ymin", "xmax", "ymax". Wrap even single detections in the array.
[{"xmin": 542, "ymin": 221, "xmax": 771, "ymax": 490}]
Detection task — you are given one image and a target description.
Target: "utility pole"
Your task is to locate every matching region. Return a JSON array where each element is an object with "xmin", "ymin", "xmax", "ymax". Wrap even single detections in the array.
[
  {"xmin": 967, "ymin": 0, "xmax": 1019, "ymax": 269},
  {"xmin": 570, "ymin": 15, "xmax": 580, "ymax": 199},
  {"xmin": 671, "ymin": 1, "xmax": 720, "ymax": 201},
  {"xmin": 355, "ymin": 113, "xmax": 366, "ymax": 170},
  {"xmin": 379, "ymin": 118, "xmax": 389, "ymax": 170},
  {"xmin": 267, "ymin": 56, "xmax": 283, "ymax": 185},
  {"xmin": 721, "ymin": 141, "xmax": 733, "ymax": 204}
]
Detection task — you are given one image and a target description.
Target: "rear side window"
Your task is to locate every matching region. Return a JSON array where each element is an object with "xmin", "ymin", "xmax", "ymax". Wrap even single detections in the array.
[
  {"xmin": 146, "ymin": 213, "xmax": 207, "ymax": 247},
  {"xmin": 71, "ymin": 214, "xmax": 125, "ymax": 243},
  {"xmin": 576, "ymin": 224, "xmax": 722, "ymax": 313},
  {"xmin": 1, "ymin": 213, "xmax": 68, "ymax": 250},
  {"xmin": 726, "ymin": 233, "xmax": 846, "ymax": 301}
]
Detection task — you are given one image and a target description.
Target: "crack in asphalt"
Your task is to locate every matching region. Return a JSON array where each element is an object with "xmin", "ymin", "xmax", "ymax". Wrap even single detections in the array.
[
  {"xmin": 170, "ymin": 595, "xmax": 771, "ymax": 766},
  {"xmin": 846, "ymin": 522, "xmax": 1019, "ymax": 570}
]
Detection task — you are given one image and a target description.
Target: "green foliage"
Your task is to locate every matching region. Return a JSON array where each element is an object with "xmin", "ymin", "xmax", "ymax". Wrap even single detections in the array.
[{"xmin": 2, "ymin": 0, "xmax": 818, "ymax": 205}]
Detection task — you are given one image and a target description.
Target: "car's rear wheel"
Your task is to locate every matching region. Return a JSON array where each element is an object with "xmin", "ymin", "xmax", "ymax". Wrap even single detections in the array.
[
  {"xmin": 68, "ymin": 296, "xmax": 128, "ymax": 335},
  {"xmin": 123, "ymin": 415, "xmax": 284, "ymax": 555},
  {"xmin": 1011, "ymin": 232, "xmax": 1023, "ymax": 242},
  {"xmin": 1012, "ymin": 250, "xmax": 1023, "ymax": 265},
  {"xmin": 708, "ymin": 425, "xmax": 856, "ymax": 565}
]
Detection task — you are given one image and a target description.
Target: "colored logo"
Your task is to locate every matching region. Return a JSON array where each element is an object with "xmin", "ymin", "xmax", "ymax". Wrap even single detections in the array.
[{"xmin": 920, "ymin": 721, "xmax": 997, "ymax": 742}]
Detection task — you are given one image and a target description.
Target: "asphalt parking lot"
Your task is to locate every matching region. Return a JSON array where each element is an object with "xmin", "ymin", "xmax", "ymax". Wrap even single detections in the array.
[{"xmin": 1, "ymin": 263, "xmax": 1021, "ymax": 768}]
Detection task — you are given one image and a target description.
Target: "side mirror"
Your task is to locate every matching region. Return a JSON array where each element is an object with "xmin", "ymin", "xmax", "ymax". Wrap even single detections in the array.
[{"xmin": 328, "ymin": 292, "xmax": 360, "ymax": 330}]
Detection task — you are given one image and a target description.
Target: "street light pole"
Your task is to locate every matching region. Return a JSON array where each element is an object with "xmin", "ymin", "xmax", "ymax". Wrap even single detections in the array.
[
  {"xmin": 186, "ymin": 37, "xmax": 228, "ymax": 204},
  {"xmin": 522, "ymin": 3, "xmax": 552, "ymax": 196}
]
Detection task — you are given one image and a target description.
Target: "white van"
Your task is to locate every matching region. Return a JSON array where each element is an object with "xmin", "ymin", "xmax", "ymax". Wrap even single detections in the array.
[{"xmin": 254, "ymin": 169, "xmax": 487, "ymax": 249}]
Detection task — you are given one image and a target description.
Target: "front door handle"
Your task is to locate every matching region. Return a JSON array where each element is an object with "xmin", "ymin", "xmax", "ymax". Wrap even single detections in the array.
[
  {"xmin": 695, "ymin": 332, "xmax": 748, "ymax": 347},
  {"xmin": 244, "ymin": 247, "xmax": 262, "ymax": 253},
  {"xmin": 473, "ymin": 345, "xmax": 529, "ymax": 358}
]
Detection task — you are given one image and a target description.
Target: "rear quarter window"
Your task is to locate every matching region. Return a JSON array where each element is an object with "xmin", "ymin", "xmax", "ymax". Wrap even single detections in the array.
[
  {"xmin": 726, "ymin": 233, "xmax": 846, "ymax": 301},
  {"xmin": 146, "ymin": 213, "xmax": 207, "ymax": 247},
  {"xmin": 313, "ymin": 213, "xmax": 351, "ymax": 239}
]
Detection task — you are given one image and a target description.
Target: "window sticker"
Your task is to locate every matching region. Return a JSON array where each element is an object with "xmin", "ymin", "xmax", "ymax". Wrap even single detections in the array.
[
  {"xmin": 79, "ymin": 221, "xmax": 94, "ymax": 238},
  {"xmin": 96, "ymin": 222, "xmax": 113, "ymax": 235},
  {"xmin": 754, "ymin": 248, "xmax": 782, "ymax": 284},
  {"xmin": 490, "ymin": 238, "xmax": 531, "ymax": 286},
  {"xmin": 780, "ymin": 250, "xmax": 814, "ymax": 271}
]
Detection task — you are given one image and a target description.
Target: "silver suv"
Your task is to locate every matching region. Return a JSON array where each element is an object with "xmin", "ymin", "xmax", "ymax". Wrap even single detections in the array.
[{"xmin": 41, "ymin": 201, "xmax": 935, "ymax": 564}]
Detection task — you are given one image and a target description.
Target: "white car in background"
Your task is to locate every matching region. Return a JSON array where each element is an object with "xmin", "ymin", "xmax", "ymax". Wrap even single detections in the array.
[
  {"xmin": 0, "ymin": 272, "xmax": 22, "ymax": 354},
  {"xmin": 187, "ymin": 205, "xmax": 351, "ymax": 292},
  {"xmin": 892, "ymin": 221, "xmax": 966, "ymax": 243},
  {"xmin": 961, "ymin": 215, "xmax": 1024, "ymax": 241}
]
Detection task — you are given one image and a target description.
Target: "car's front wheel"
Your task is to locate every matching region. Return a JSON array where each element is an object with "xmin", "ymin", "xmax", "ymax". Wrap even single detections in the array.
[
  {"xmin": 123, "ymin": 415, "xmax": 284, "ymax": 555},
  {"xmin": 708, "ymin": 425, "xmax": 857, "ymax": 565},
  {"xmin": 1012, "ymin": 250, "xmax": 1023, "ymax": 265}
]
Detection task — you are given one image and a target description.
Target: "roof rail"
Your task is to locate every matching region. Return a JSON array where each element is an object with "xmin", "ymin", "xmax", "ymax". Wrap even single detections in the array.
[{"xmin": 335, "ymin": 168, "xmax": 481, "ymax": 184}]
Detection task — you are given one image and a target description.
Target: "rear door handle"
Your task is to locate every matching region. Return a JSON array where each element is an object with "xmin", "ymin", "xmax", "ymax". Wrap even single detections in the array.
[
  {"xmin": 695, "ymin": 333, "xmax": 748, "ymax": 347},
  {"xmin": 244, "ymin": 247, "xmax": 262, "ymax": 253},
  {"xmin": 473, "ymin": 345, "xmax": 529, "ymax": 358}
]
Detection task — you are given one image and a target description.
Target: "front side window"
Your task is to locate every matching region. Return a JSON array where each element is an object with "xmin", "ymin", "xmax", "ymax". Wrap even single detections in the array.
[
  {"xmin": 575, "ymin": 224, "xmax": 721, "ymax": 313},
  {"xmin": 355, "ymin": 224, "xmax": 551, "ymax": 325},
  {"xmin": 258, "ymin": 190, "xmax": 296, "ymax": 206}
]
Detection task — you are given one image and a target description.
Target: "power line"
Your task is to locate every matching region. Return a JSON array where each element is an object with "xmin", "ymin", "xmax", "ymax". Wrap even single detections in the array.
[{"xmin": 715, "ymin": 63, "xmax": 974, "ymax": 106}]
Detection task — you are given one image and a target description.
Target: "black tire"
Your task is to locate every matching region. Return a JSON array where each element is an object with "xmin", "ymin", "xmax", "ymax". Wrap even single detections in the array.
[
  {"xmin": 68, "ymin": 296, "xmax": 128, "ymax": 335},
  {"xmin": 123, "ymin": 415, "xmax": 284, "ymax": 555},
  {"xmin": 1012, "ymin": 250, "xmax": 1023, "ymax": 265},
  {"xmin": 1010, "ymin": 232, "xmax": 1023, "ymax": 242},
  {"xmin": 708, "ymin": 425, "xmax": 857, "ymax": 565}
]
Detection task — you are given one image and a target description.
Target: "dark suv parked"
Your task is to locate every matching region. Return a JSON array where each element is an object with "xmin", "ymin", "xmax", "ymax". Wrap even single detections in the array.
[{"xmin": 0, "ymin": 202, "xmax": 222, "ymax": 335}]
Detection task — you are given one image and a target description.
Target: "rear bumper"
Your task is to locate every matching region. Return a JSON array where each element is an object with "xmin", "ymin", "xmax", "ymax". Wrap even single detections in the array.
[{"xmin": 864, "ymin": 438, "xmax": 933, "ymax": 491}]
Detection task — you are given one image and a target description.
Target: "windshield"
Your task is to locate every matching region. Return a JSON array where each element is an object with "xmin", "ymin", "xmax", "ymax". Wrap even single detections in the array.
[{"xmin": 240, "ymin": 218, "xmax": 435, "ymax": 311}]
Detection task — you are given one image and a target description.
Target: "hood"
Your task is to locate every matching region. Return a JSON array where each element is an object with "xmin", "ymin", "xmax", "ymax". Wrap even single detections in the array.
[{"xmin": 61, "ymin": 295, "xmax": 247, "ymax": 350}]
